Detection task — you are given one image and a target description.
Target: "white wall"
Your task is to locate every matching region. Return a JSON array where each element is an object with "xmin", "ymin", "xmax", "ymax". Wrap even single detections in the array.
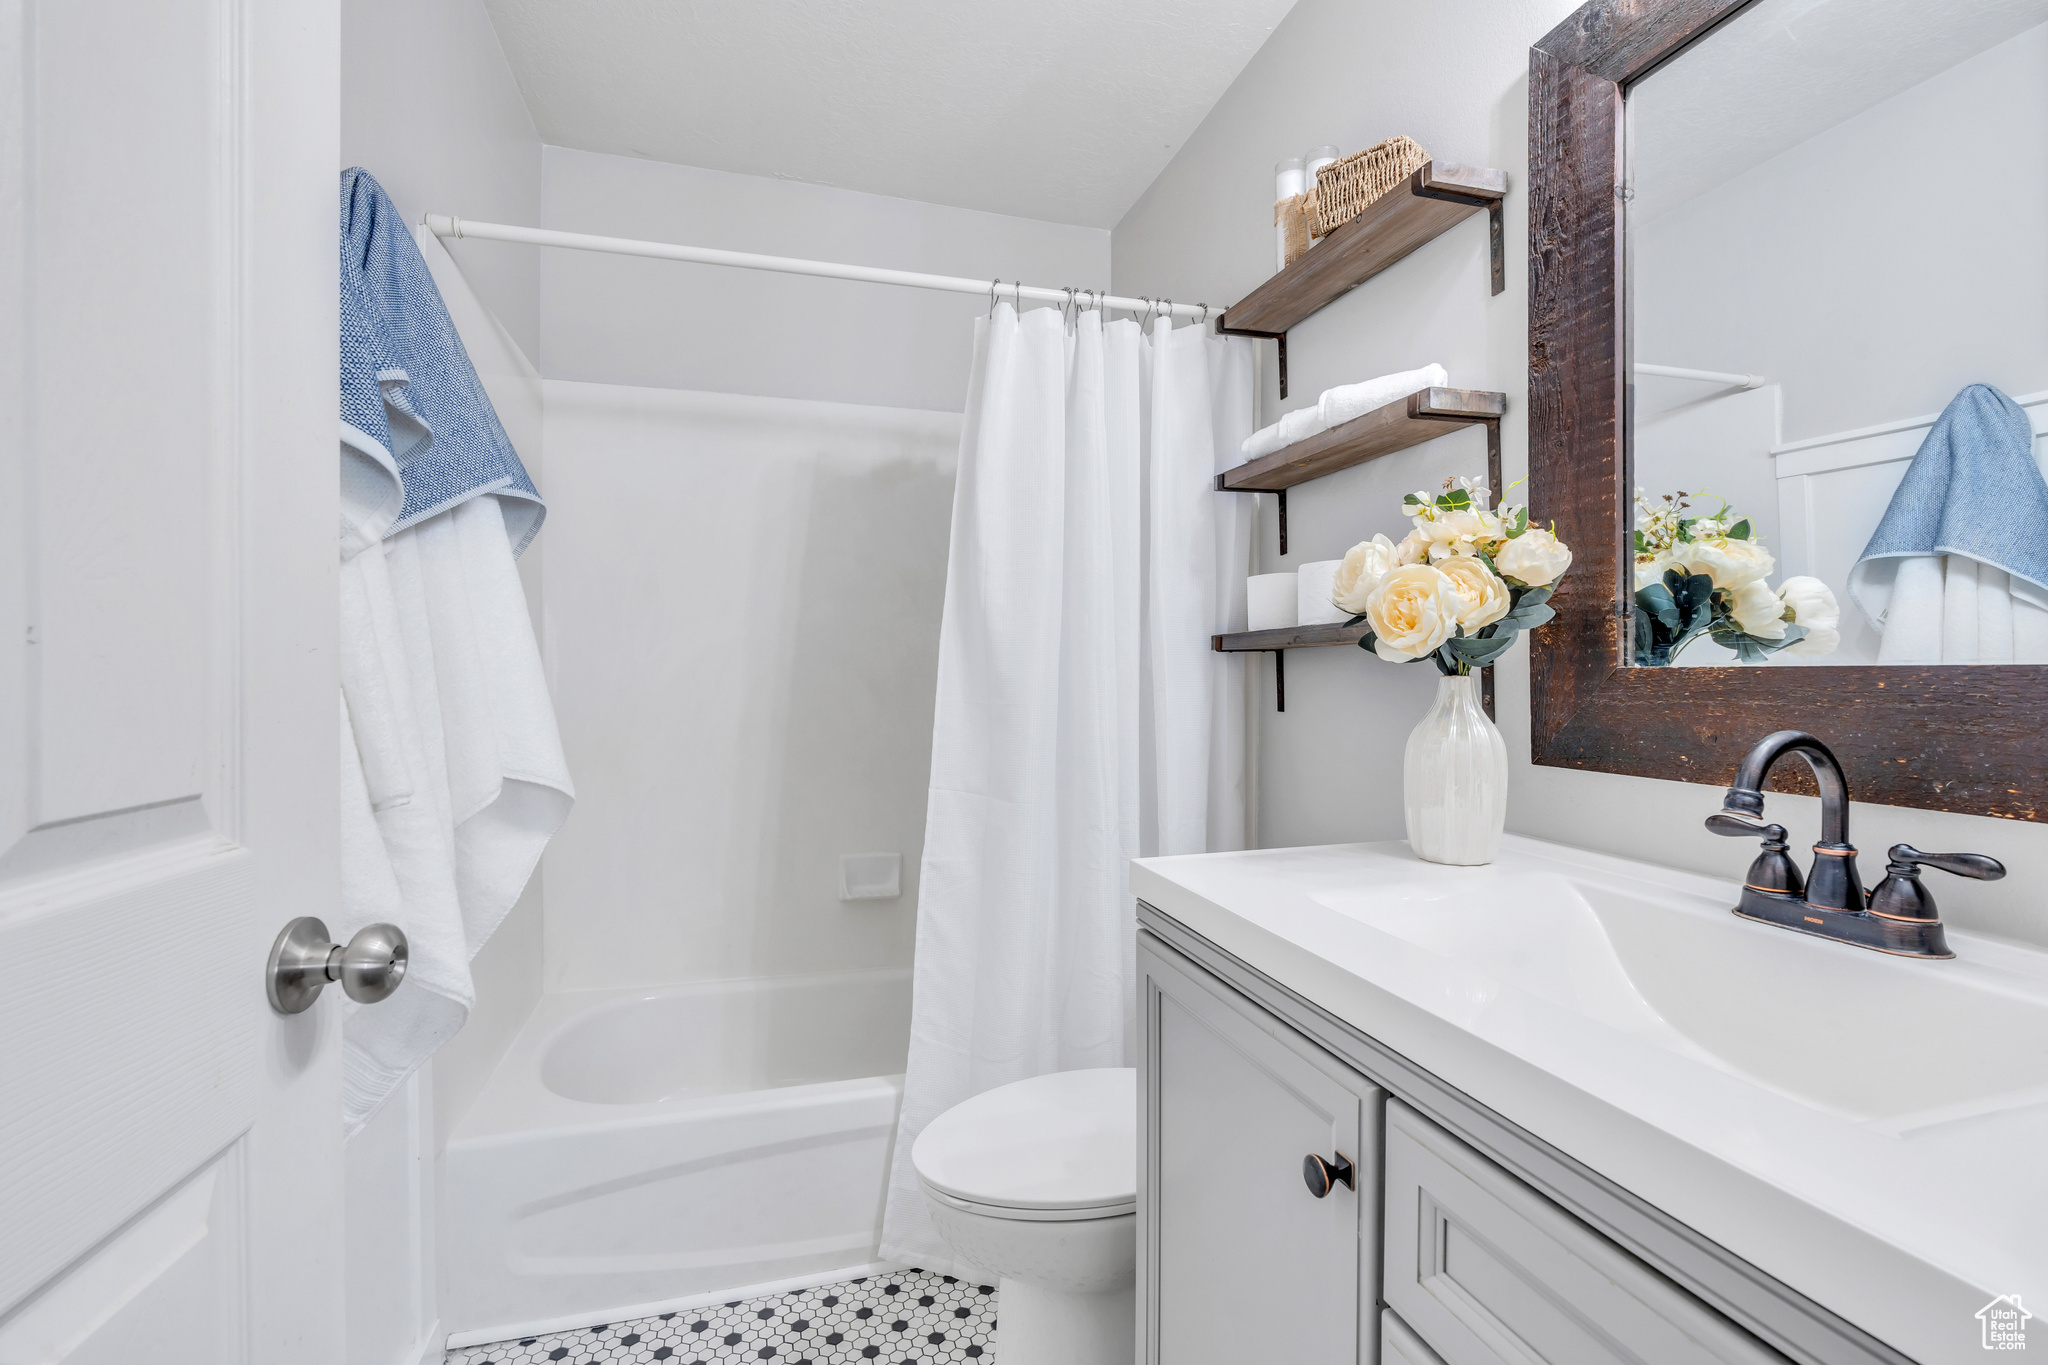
[
  {"xmin": 341, "ymin": 0, "xmax": 544, "ymax": 360},
  {"xmin": 538, "ymin": 146, "xmax": 1111, "ymax": 411},
  {"xmin": 539, "ymin": 382, "xmax": 958, "ymax": 992},
  {"xmin": 1634, "ymin": 22, "xmax": 2048, "ymax": 443},
  {"xmin": 1111, "ymin": 0, "xmax": 2048, "ymax": 950}
]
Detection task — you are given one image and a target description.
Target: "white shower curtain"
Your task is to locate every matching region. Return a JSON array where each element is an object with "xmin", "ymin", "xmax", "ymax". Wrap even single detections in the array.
[{"xmin": 879, "ymin": 303, "xmax": 1254, "ymax": 1275}]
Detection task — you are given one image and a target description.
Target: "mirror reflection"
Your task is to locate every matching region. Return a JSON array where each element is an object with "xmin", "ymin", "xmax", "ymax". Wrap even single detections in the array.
[{"xmin": 1626, "ymin": 0, "xmax": 2048, "ymax": 666}]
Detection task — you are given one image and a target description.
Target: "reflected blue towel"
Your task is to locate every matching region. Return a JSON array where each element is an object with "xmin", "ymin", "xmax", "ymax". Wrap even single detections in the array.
[
  {"xmin": 340, "ymin": 168, "xmax": 543, "ymax": 555},
  {"xmin": 1849, "ymin": 384, "xmax": 2048, "ymax": 624}
]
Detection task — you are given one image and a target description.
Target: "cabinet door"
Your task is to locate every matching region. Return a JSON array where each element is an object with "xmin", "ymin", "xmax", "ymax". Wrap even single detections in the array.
[
  {"xmin": 1139, "ymin": 935, "xmax": 1382, "ymax": 1365},
  {"xmin": 1383, "ymin": 1102, "xmax": 1778, "ymax": 1365}
]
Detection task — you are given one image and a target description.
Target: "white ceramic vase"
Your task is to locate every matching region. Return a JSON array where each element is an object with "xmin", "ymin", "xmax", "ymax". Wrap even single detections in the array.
[{"xmin": 1403, "ymin": 672, "xmax": 1508, "ymax": 866}]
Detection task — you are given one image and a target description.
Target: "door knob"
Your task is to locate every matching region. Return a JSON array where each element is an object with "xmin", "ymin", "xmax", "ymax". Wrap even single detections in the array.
[
  {"xmin": 1302, "ymin": 1152, "xmax": 1355, "ymax": 1199},
  {"xmin": 266, "ymin": 917, "xmax": 409, "ymax": 1015}
]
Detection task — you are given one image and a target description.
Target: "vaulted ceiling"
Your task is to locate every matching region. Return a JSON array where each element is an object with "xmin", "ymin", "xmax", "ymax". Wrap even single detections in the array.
[{"xmin": 481, "ymin": 0, "xmax": 1300, "ymax": 228}]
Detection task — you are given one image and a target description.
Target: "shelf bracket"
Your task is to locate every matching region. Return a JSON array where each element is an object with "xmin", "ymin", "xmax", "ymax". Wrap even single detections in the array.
[
  {"xmin": 1273, "ymin": 649, "xmax": 1285, "ymax": 712},
  {"xmin": 1277, "ymin": 333, "xmax": 1288, "ymax": 399},
  {"xmin": 1489, "ymin": 200, "xmax": 1505, "ymax": 296},
  {"xmin": 1277, "ymin": 489, "xmax": 1288, "ymax": 556}
]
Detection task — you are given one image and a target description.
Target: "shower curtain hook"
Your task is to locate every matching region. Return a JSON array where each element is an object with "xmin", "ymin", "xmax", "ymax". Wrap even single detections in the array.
[
  {"xmin": 1161, "ymin": 299, "xmax": 1174, "ymax": 329},
  {"xmin": 988, "ymin": 278, "xmax": 1000, "ymax": 318},
  {"xmin": 1012, "ymin": 280, "xmax": 1022, "ymax": 312}
]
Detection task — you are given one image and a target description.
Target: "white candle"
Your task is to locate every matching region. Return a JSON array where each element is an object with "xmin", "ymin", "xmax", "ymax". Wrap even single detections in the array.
[{"xmin": 1274, "ymin": 158, "xmax": 1306, "ymax": 272}]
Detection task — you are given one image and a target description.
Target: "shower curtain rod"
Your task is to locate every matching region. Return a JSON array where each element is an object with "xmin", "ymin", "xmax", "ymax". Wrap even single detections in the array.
[
  {"xmin": 1634, "ymin": 363, "xmax": 1766, "ymax": 389},
  {"xmin": 424, "ymin": 214, "xmax": 1217, "ymax": 322}
]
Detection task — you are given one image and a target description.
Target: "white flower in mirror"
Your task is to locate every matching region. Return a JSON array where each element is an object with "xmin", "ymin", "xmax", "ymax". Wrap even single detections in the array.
[
  {"xmin": 1776, "ymin": 576, "xmax": 1842, "ymax": 657},
  {"xmin": 1672, "ymin": 536, "xmax": 1775, "ymax": 588},
  {"xmin": 1729, "ymin": 578, "xmax": 1789, "ymax": 638}
]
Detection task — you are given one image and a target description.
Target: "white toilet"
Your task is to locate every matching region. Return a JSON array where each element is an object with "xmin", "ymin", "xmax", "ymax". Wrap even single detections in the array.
[{"xmin": 912, "ymin": 1067, "xmax": 1137, "ymax": 1365}]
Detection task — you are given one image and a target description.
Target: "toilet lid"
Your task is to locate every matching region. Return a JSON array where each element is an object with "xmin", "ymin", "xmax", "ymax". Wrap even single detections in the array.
[{"xmin": 912, "ymin": 1068, "xmax": 1136, "ymax": 1215}]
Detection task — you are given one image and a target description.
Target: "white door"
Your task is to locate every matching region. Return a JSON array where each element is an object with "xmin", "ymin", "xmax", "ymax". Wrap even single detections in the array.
[{"xmin": 0, "ymin": 2, "xmax": 344, "ymax": 1363}]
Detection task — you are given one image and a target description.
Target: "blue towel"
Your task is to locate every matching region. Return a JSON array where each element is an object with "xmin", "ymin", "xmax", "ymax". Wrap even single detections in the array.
[
  {"xmin": 1849, "ymin": 384, "xmax": 2048, "ymax": 624},
  {"xmin": 340, "ymin": 168, "xmax": 543, "ymax": 555}
]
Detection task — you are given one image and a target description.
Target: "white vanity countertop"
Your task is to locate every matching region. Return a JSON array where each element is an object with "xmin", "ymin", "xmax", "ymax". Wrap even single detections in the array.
[{"xmin": 1132, "ymin": 836, "xmax": 2048, "ymax": 1365}]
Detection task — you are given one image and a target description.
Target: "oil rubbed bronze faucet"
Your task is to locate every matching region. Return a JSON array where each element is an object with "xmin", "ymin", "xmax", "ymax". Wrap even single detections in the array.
[{"xmin": 1704, "ymin": 730, "xmax": 2005, "ymax": 959}]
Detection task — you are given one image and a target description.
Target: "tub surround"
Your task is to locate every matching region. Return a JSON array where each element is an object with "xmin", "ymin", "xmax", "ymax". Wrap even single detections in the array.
[{"xmin": 1133, "ymin": 837, "xmax": 2048, "ymax": 1365}]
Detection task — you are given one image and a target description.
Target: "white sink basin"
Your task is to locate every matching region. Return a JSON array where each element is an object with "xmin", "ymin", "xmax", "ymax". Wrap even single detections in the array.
[{"xmin": 1308, "ymin": 862, "xmax": 2048, "ymax": 1128}]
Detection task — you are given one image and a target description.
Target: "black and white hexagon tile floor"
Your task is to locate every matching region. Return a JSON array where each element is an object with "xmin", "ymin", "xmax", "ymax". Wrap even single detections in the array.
[{"xmin": 445, "ymin": 1272, "xmax": 997, "ymax": 1365}]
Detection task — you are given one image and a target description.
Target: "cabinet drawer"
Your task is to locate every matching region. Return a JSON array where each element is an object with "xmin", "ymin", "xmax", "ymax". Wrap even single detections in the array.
[
  {"xmin": 1139, "ymin": 934, "xmax": 1382, "ymax": 1365},
  {"xmin": 1382, "ymin": 1309, "xmax": 1451, "ymax": 1365},
  {"xmin": 1383, "ymin": 1102, "xmax": 1777, "ymax": 1365}
]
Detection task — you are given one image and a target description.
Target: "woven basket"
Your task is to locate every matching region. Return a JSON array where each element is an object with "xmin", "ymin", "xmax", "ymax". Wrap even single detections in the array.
[{"xmin": 1308, "ymin": 136, "xmax": 1431, "ymax": 238}]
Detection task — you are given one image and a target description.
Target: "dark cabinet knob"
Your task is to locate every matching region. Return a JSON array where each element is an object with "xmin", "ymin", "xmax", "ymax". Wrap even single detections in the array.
[{"xmin": 1302, "ymin": 1152, "xmax": 1355, "ymax": 1198}]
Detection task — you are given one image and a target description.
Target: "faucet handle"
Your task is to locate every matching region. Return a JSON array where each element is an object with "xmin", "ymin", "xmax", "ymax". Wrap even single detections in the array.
[
  {"xmin": 1706, "ymin": 811, "xmax": 1774, "ymax": 839},
  {"xmin": 1886, "ymin": 844, "xmax": 2005, "ymax": 882},
  {"xmin": 1867, "ymin": 844, "xmax": 2005, "ymax": 925},
  {"xmin": 1704, "ymin": 810, "xmax": 1804, "ymax": 897}
]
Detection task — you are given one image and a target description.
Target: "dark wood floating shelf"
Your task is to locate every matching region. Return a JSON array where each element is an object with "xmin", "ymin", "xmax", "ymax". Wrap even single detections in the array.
[
  {"xmin": 1212, "ymin": 622, "xmax": 1366, "ymax": 653},
  {"xmin": 1213, "ymin": 620, "xmax": 1494, "ymax": 717},
  {"xmin": 1216, "ymin": 386, "xmax": 1506, "ymax": 494},
  {"xmin": 1221, "ymin": 161, "xmax": 1509, "ymax": 340}
]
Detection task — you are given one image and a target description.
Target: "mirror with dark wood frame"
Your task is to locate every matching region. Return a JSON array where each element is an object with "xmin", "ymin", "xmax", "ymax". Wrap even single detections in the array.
[{"xmin": 1528, "ymin": 0, "xmax": 2048, "ymax": 819}]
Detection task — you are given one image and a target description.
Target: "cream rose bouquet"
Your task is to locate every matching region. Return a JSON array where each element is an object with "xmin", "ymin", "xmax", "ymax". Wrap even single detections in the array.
[
  {"xmin": 1331, "ymin": 478, "xmax": 1572, "ymax": 674},
  {"xmin": 1631, "ymin": 489, "xmax": 1840, "ymax": 665}
]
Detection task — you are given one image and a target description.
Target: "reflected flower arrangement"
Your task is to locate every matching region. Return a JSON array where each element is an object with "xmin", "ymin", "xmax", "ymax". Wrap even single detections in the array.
[{"xmin": 1631, "ymin": 489, "xmax": 1840, "ymax": 665}]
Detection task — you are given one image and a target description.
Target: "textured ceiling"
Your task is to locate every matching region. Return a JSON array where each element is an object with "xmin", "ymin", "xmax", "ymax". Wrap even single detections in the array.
[
  {"xmin": 481, "ymin": 0, "xmax": 1301, "ymax": 228},
  {"xmin": 1631, "ymin": 0, "xmax": 2048, "ymax": 221}
]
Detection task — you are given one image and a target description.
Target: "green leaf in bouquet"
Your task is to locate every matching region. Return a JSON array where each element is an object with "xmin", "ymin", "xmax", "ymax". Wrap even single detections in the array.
[
  {"xmin": 1727, "ymin": 518, "xmax": 1752, "ymax": 541},
  {"xmin": 1631, "ymin": 528, "xmax": 1647, "ymax": 554},
  {"xmin": 1447, "ymin": 632, "xmax": 1517, "ymax": 667},
  {"xmin": 1345, "ymin": 614, "xmax": 1368, "ymax": 628},
  {"xmin": 1434, "ymin": 488, "xmax": 1472, "ymax": 510},
  {"xmin": 1675, "ymin": 572, "xmax": 1714, "ymax": 628},
  {"xmin": 1637, "ymin": 582, "xmax": 1680, "ymax": 631},
  {"xmin": 1403, "ymin": 492, "xmax": 1424, "ymax": 506},
  {"xmin": 1511, "ymin": 583, "xmax": 1555, "ymax": 610},
  {"xmin": 1497, "ymin": 602, "xmax": 1555, "ymax": 632}
]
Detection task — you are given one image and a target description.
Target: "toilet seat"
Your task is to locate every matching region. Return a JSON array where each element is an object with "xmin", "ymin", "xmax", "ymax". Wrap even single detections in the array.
[{"xmin": 911, "ymin": 1067, "xmax": 1136, "ymax": 1222}]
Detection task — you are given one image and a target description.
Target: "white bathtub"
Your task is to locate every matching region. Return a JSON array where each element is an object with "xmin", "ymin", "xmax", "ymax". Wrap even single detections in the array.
[{"xmin": 443, "ymin": 968, "xmax": 911, "ymax": 1341}]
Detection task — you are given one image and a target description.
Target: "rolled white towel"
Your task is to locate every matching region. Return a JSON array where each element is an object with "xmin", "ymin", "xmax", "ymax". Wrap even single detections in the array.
[
  {"xmin": 1241, "ymin": 403, "xmax": 1333, "ymax": 459},
  {"xmin": 1319, "ymin": 363, "xmax": 1449, "ymax": 429}
]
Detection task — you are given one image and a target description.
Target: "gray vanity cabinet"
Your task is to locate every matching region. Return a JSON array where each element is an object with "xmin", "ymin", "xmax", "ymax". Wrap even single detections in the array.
[
  {"xmin": 1139, "ymin": 922, "xmax": 1804, "ymax": 1365},
  {"xmin": 1138, "ymin": 938, "xmax": 1382, "ymax": 1364}
]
